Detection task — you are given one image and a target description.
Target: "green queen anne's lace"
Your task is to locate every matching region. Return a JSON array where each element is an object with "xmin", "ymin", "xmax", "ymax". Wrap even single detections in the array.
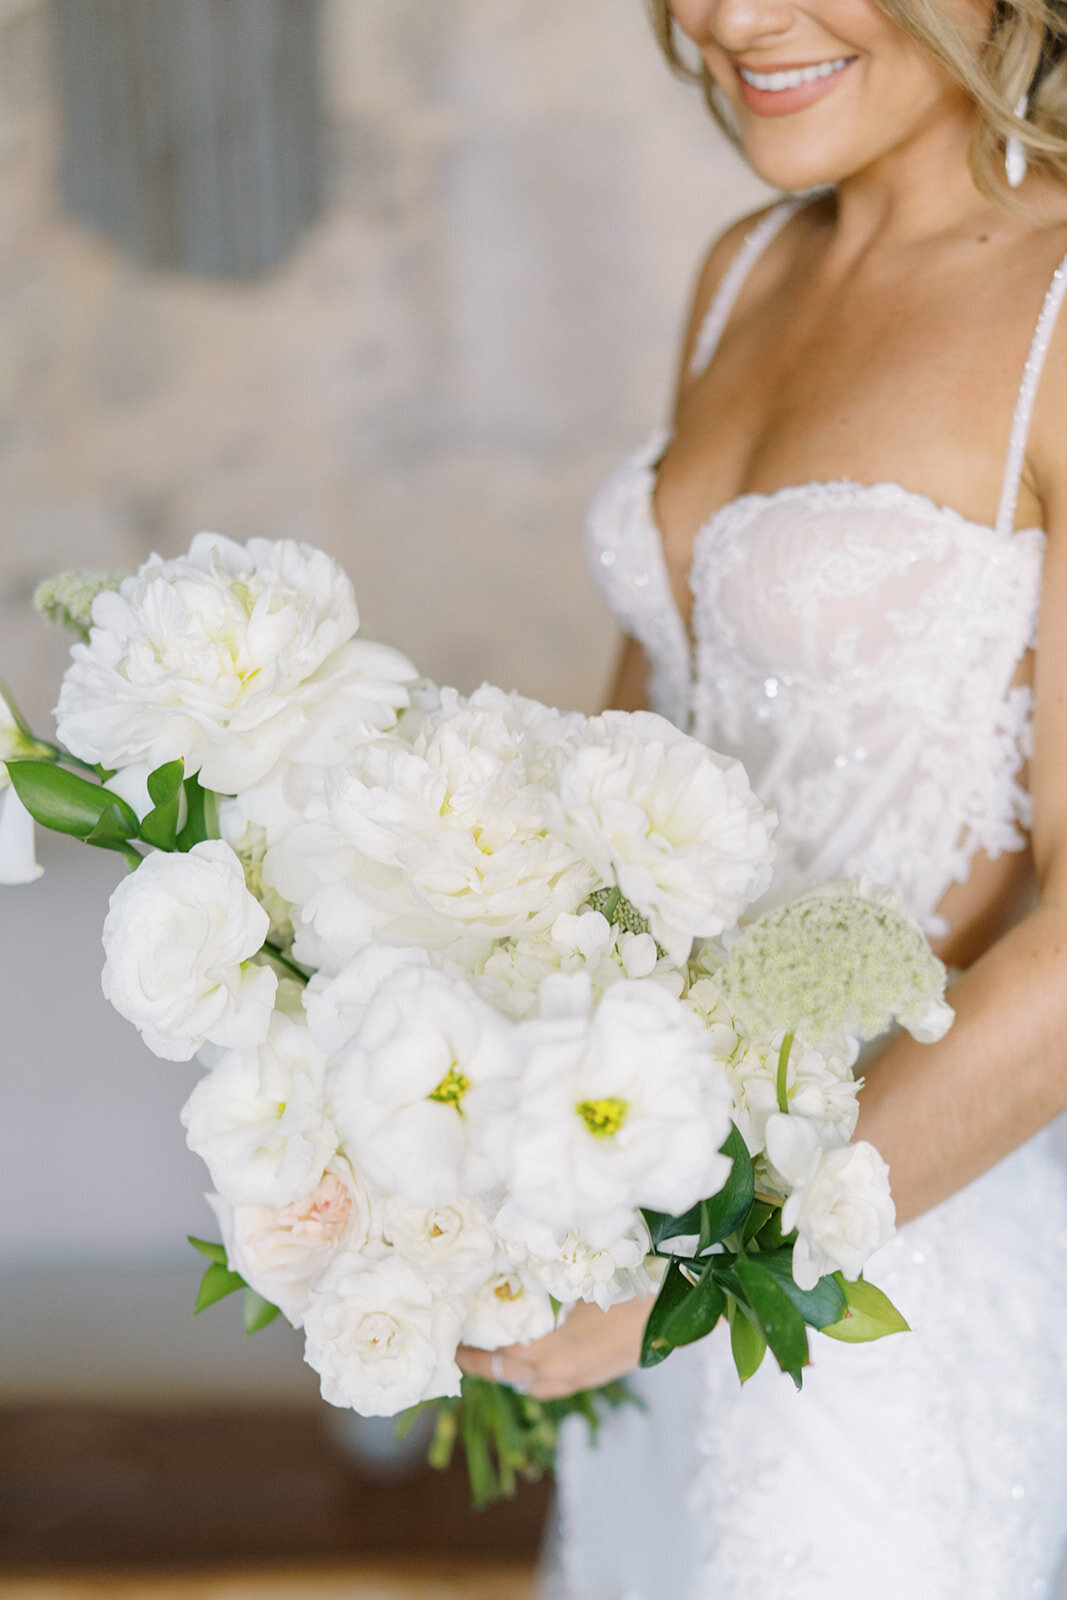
[
  {"xmin": 721, "ymin": 881, "xmax": 952, "ymax": 1048},
  {"xmin": 34, "ymin": 569, "xmax": 126, "ymax": 640}
]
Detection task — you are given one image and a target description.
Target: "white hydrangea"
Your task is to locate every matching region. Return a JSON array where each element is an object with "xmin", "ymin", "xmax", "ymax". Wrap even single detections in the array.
[
  {"xmin": 55, "ymin": 534, "xmax": 417, "ymax": 795},
  {"xmin": 381, "ymin": 1195, "xmax": 498, "ymax": 1295},
  {"xmin": 101, "ymin": 840, "xmax": 276, "ymax": 1061},
  {"xmin": 460, "ymin": 1267, "xmax": 559, "ymax": 1351},
  {"xmin": 764, "ymin": 1114, "xmax": 896, "ymax": 1290},
  {"xmin": 722, "ymin": 880, "xmax": 953, "ymax": 1048},
  {"xmin": 494, "ymin": 1201, "xmax": 653, "ymax": 1311},
  {"xmin": 510, "ymin": 972, "xmax": 734, "ymax": 1245},
  {"xmin": 556, "ymin": 710, "xmax": 776, "ymax": 963},
  {"xmin": 303, "ymin": 1254, "xmax": 463, "ymax": 1416},
  {"xmin": 207, "ymin": 1156, "xmax": 380, "ymax": 1326},
  {"xmin": 181, "ymin": 1005, "xmax": 337, "ymax": 1207},
  {"xmin": 328, "ymin": 964, "xmax": 520, "ymax": 1204}
]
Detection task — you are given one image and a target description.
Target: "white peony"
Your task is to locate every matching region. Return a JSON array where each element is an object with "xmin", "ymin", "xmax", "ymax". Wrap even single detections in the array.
[
  {"xmin": 303, "ymin": 1253, "xmax": 463, "ymax": 1415},
  {"xmin": 764, "ymin": 1114, "xmax": 896, "ymax": 1290},
  {"xmin": 494, "ymin": 1201, "xmax": 654, "ymax": 1311},
  {"xmin": 102, "ymin": 840, "xmax": 276, "ymax": 1061},
  {"xmin": 381, "ymin": 1194, "xmax": 498, "ymax": 1294},
  {"xmin": 460, "ymin": 1267, "xmax": 559, "ymax": 1351},
  {"xmin": 328, "ymin": 965, "xmax": 519, "ymax": 1204},
  {"xmin": 510, "ymin": 972, "xmax": 734, "ymax": 1245},
  {"xmin": 181, "ymin": 1007, "xmax": 337, "ymax": 1206},
  {"xmin": 55, "ymin": 533, "xmax": 417, "ymax": 794},
  {"xmin": 556, "ymin": 711, "xmax": 776, "ymax": 963},
  {"xmin": 319, "ymin": 685, "xmax": 595, "ymax": 943},
  {"xmin": 207, "ymin": 1156, "xmax": 380, "ymax": 1326}
]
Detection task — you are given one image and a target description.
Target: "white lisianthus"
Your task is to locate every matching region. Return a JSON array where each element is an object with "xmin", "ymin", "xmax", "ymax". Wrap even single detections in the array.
[
  {"xmin": 510, "ymin": 973, "xmax": 734, "ymax": 1245},
  {"xmin": 102, "ymin": 840, "xmax": 276, "ymax": 1061},
  {"xmin": 494, "ymin": 1201, "xmax": 653, "ymax": 1311},
  {"xmin": 303, "ymin": 1254, "xmax": 463, "ymax": 1415},
  {"xmin": 320, "ymin": 686, "xmax": 596, "ymax": 942},
  {"xmin": 181, "ymin": 1008, "xmax": 337, "ymax": 1206},
  {"xmin": 303, "ymin": 945, "xmax": 432, "ymax": 1055},
  {"xmin": 460, "ymin": 1267, "xmax": 559, "ymax": 1350},
  {"xmin": 764, "ymin": 1114, "xmax": 896, "ymax": 1291},
  {"xmin": 207, "ymin": 1156, "xmax": 380, "ymax": 1326},
  {"xmin": 55, "ymin": 534, "xmax": 417, "ymax": 794},
  {"xmin": 556, "ymin": 711, "xmax": 776, "ymax": 963},
  {"xmin": 722, "ymin": 880, "xmax": 953, "ymax": 1048},
  {"xmin": 328, "ymin": 965, "xmax": 519, "ymax": 1204},
  {"xmin": 381, "ymin": 1194, "xmax": 498, "ymax": 1294}
]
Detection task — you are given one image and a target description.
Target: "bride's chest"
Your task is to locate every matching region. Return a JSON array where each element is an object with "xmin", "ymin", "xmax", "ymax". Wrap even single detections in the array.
[{"xmin": 586, "ymin": 430, "xmax": 1044, "ymax": 735}]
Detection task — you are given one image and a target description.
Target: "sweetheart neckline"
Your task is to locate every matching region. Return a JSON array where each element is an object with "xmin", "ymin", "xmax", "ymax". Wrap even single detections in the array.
[{"xmin": 632, "ymin": 426, "xmax": 1046, "ymax": 666}]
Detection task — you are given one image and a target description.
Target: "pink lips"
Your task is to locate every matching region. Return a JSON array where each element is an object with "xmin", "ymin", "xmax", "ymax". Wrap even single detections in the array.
[{"xmin": 734, "ymin": 56, "xmax": 857, "ymax": 117}]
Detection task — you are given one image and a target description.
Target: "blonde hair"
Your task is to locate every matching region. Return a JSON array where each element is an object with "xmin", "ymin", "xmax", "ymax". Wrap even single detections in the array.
[{"xmin": 646, "ymin": 0, "xmax": 1067, "ymax": 202}]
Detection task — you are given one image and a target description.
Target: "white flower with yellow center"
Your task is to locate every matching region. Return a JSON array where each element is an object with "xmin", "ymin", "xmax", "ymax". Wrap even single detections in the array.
[
  {"xmin": 494, "ymin": 1201, "xmax": 654, "ymax": 1311},
  {"xmin": 460, "ymin": 1267, "xmax": 559, "ymax": 1350},
  {"xmin": 510, "ymin": 972, "xmax": 734, "ymax": 1245},
  {"xmin": 55, "ymin": 533, "xmax": 417, "ymax": 794},
  {"xmin": 381, "ymin": 1194, "xmax": 498, "ymax": 1294},
  {"xmin": 327, "ymin": 965, "xmax": 519, "ymax": 1204}
]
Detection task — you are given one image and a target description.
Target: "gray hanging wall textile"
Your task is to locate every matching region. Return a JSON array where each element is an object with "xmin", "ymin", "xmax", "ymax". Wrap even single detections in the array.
[{"xmin": 54, "ymin": 0, "xmax": 323, "ymax": 279}]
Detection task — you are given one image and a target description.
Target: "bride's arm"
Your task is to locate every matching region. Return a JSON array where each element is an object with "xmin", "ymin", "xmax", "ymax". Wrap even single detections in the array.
[{"xmin": 855, "ymin": 356, "xmax": 1067, "ymax": 1223}]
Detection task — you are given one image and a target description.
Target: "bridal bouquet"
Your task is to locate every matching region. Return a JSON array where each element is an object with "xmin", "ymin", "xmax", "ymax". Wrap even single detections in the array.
[{"xmin": 3, "ymin": 534, "xmax": 951, "ymax": 1505}]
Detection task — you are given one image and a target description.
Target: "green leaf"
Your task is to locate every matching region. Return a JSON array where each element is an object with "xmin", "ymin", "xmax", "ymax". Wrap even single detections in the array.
[
  {"xmin": 639, "ymin": 1258, "xmax": 692, "ymax": 1368},
  {"xmin": 659, "ymin": 1262, "xmax": 726, "ymax": 1349},
  {"xmin": 729, "ymin": 1304, "xmax": 767, "ymax": 1382},
  {"xmin": 176, "ymin": 773, "xmax": 219, "ymax": 851},
  {"xmin": 696, "ymin": 1124, "xmax": 755, "ymax": 1250},
  {"xmin": 742, "ymin": 1200, "xmax": 775, "ymax": 1247},
  {"xmin": 821, "ymin": 1276, "xmax": 910, "ymax": 1343},
  {"xmin": 642, "ymin": 1124, "xmax": 755, "ymax": 1253},
  {"xmin": 751, "ymin": 1247, "xmax": 847, "ymax": 1330},
  {"xmin": 734, "ymin": 1255, "xmax": 810, "ymax": 1381},
  {"xmin": 193, "ymin": 1261, "xmax": 246, "ymax": 1315},
  {"xmin": 8, "ymin": 760, "xmax": 139, "ymax": 841},
  {"xmin": 243, "ymin": 1289, "xmax": 282, "ymax": 1335},
  {"xmin": 139, "ymin": 760, "xmax": 185, "ymax": 851},
  {"xmin": 187, "ymin": 1235, "xmax": 229, "ymax": 1265}
]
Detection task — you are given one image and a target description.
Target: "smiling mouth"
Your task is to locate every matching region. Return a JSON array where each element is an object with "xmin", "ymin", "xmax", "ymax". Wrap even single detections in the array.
[{"xmin": 737, "ymin": 56, "xmax": 856, "ymax": 92}]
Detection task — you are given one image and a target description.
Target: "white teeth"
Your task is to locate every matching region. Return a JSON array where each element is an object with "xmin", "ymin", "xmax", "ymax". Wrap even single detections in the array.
[{"xmin": 738, "ymin": 56, "xmax": 851, "ymax": 92}]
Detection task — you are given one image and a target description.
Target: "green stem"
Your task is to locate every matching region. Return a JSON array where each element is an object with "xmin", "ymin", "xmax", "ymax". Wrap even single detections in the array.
[
  {"xmin": 602, "ymin": 885, "xmax": 621, "ymax": 923},
  {"xmin": 263, "ymin": 941, "xmax": 310, "ymax": 984},
  {"xmin": 776, "ymin": 1031, "xmax": 794, "ymax": 1115}
]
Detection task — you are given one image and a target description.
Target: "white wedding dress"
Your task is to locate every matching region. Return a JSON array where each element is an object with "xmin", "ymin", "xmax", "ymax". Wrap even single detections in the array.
[{"xmin": 545, "ymin": 198, "xmax": 1067, "ymax": 1600}]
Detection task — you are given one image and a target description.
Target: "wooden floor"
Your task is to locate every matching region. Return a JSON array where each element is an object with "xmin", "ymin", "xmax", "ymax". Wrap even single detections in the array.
[
  {"xmin": 0, "ymin": 1565, "xmax": 535, "ymax": 1600},
  {"xmin": 0, "ymin": 1405, "xmax": 549, "ymax": 1579}
]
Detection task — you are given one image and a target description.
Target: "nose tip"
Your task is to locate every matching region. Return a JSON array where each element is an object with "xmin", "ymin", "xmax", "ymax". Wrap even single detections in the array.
[{"xmin": 706, "ymin": 0, "xmax": 796, "ymax": 53}]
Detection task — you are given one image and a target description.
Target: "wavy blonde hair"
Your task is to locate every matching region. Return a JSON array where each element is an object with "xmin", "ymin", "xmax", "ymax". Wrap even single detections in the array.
[{"xmin": 646, "ymin": 0, "xmax": 1067, "ymax": 202}]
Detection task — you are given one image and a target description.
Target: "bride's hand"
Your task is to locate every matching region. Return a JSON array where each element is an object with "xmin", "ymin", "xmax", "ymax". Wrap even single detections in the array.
[{"xmin": 457, "ymin": 1296, "xmax": 650, "ymax": 1400}]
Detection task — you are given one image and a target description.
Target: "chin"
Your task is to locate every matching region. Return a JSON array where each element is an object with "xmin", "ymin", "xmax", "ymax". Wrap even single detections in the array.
[{"xmin": 736, "ymin": 127, "xmax": 861, "ymax": 193}]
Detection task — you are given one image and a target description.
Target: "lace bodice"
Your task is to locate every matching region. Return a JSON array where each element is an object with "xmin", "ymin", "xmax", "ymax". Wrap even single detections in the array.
[{"xmin": 586, "ymin": 198, "xmax": 1067, "ymax": 933}]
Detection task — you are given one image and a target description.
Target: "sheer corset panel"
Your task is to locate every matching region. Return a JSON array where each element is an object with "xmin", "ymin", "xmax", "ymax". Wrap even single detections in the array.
[{"xmin": 584, "ymin": 196, "xmax": 1067, "ymax": 935}]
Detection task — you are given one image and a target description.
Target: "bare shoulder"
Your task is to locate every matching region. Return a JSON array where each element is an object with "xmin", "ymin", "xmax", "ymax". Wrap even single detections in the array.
[{"xmin": 1027, "ymin": 220, "xmax": 1067, "ymax": 531}]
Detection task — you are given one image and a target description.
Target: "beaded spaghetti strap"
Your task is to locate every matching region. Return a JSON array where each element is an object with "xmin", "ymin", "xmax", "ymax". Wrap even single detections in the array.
[
  {"xmin": 688, "ymin": 196, "xmax": 810, "ymax": 378},
  {"xmin": 996, "ymin": 251, "xmax": 1067, "ymax": 535}
]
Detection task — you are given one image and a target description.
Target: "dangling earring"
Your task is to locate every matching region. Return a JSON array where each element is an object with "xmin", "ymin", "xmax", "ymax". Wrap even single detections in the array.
[{"xmin": 1006, "ymin": 94, "xmax": 1029, "ymax": 189}]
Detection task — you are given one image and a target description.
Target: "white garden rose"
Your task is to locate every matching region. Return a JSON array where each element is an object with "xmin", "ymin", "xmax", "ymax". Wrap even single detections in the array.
[
  {"xmin": 207, "ymin": 1156, "xmax": 380, "ymax": 1326},
  {"xmin": 510, "ymin": 972, "xmax": 734, "ymax": 1245},
  {"xmin": 460, "ymin": 1268, "xmax": 559, "ymax": 1350},
  {"xmin": 328, "ymin": 965, "xmax": 519, "ymax": 1204},
  {"xmin": 764, "ymin": 1114, "xmax": 896, "ymax": 1290},
  {"xmin": 557, "ymin": 711, "xmax": 776, "ymax": 963},
  {"xmin": 381, "ymin": 1194, "xmax": 497, "ymax": 1294},
  {"xmin": 55, "ymin": 534, "xmax": 417, "ymax": 794},
  {"xmin": 102, "ymin": 840, "xmax": 276, "ymax": 1061},
  {"xmin": 494, "ymin": 1201, "xmax": 654, "ymax": 1311},
  {"xmin": 303, "ymin": 1253, "xmax": 463, "ymax": 1415},
  {"xmin": 181, "ymin": 1007, "xmax": 337, "ymax": 1206}
]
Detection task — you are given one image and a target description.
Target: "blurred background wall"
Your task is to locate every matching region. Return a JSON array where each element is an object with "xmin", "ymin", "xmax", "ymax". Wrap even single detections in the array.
[{"xmin": 0, "ymin": 1, "xmax": 765, "ymax": 1404}]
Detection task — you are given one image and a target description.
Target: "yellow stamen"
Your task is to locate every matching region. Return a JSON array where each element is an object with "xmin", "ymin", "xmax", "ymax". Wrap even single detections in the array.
[
  {"xmin": 576, "ymin": 1096, "xmax": 628, "ymax": 1138},
  {"xmin": 429, "ymin": 1064, "xmax": 470, "ymax": 1110}
]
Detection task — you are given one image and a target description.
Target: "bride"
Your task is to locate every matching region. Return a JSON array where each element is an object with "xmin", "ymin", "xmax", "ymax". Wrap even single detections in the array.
[{"xmin": 459, "ymin": 0, "xmax": 1067, "ymax": 1593}]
